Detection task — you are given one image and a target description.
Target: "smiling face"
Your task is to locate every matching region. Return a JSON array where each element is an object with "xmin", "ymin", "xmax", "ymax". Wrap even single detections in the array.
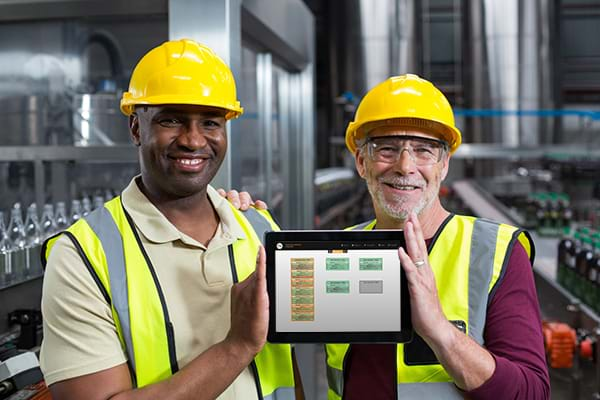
[
  {"xmin": 356, "ymin": 126, "xmax": 450, "ymax": 225},
  {"xmin": 130, "ymin": 104, "xmax": 228, "ymax": 201}
]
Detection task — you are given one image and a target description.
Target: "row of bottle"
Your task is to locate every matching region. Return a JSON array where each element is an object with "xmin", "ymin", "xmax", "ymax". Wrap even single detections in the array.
[
  {"xmin": 524, "ymin": 192, "xmax": 573, "ymax": 236},
  {"xmin": 557, "ymin": 226, "xmax": 600, "ymax": 314},
  {"xmin": 0, "ymin": 190, "xmax": 115, "ymax": 288}
]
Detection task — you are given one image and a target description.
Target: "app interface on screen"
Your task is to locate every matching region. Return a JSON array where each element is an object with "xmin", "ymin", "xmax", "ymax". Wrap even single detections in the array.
[{"xmin": 274, "ymin": 240, "xmax": 402, "ymax": 332}]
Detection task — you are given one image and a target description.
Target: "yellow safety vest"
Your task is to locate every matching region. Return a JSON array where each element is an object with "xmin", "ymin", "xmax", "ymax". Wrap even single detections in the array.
[
  {"xmin": 325, "ymin": 214, "xmax": 534, "ymax": 399},
  {"xmin": 42, "ymin": 197, "xmax": 296, "ymax": 399}
]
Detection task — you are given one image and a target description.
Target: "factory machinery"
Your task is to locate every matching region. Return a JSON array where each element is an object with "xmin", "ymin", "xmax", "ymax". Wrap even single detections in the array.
[{"xmin": 448, "ymin": 154, "xmax": 600, "ymax": 400}]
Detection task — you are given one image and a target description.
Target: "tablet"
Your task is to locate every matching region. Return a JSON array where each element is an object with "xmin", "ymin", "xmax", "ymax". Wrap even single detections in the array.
[{"xmin": 265, "ymin": 230, "xmax": 412, "ymax": 343}]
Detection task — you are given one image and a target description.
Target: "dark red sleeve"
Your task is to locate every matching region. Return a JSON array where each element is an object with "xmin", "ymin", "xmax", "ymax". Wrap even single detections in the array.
[{"xmin": 465, "ymin": 241, "xmax": 550, "ymax": 399}]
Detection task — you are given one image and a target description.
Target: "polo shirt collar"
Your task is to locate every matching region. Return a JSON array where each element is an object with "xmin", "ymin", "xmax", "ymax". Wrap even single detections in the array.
[{"xmin": 120, "ymin": 177, "xmax": 247, "ymax": 245}]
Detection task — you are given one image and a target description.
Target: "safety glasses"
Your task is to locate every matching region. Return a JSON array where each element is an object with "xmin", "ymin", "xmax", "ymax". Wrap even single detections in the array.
[{"xmin": 364, "ymin": 135, "xmax": 449, "ymax": 166}]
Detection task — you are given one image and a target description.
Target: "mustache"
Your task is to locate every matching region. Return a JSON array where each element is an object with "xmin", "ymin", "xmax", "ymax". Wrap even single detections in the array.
[{"xmin": 377, "ymin": 176, "xmax": 425, "ymax": 187}]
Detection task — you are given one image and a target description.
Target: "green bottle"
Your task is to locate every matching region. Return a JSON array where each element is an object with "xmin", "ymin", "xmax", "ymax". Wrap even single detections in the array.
[
  {"xmin": 565, "ymin": 232, "xmax": 581, "ymax": 292},
  {"xmin": 557, "ymin": 227, "xmax": 574, "ymax": 287},
  {"xmin": 575, "ymin": 237, "xmax": 594, "ymax": 300},
  {"xmin": 589, "ymin": 241, "xmax": 600, "ymax": 313}
]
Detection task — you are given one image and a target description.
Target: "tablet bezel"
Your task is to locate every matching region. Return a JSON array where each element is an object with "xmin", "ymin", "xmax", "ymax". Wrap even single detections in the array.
[{"xmin": 265, "ymin": 230, "xmax": 412, "ymax": 343}]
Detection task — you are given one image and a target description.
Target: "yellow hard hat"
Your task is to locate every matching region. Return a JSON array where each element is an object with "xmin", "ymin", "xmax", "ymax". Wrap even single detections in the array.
[
  {"xmin": 345, "ymin": 74, "xmax": 461, "ymax": 154},
  {"xmin": 120, "ymin": 39, "xmax": 243, "ymax": 120}
]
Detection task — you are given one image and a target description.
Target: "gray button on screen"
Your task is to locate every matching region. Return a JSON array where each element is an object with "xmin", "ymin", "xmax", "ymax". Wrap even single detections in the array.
[{"xmin": 359, "ymin": 280, "xmax": 383, "ymax": 294}]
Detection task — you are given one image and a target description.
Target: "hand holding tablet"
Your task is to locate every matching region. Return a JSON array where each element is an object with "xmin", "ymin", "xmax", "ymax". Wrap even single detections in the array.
[{"xmin": 265, "ymin": 230, "xmax": 412, "ymax": 343}]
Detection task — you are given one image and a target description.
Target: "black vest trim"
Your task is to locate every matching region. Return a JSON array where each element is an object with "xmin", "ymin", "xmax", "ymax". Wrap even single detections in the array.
[
  {"xmin": 487, "ymin": 229, "xmax": 533, "ymax": 306},
  {"xmin": 46, "ymin": 231, "xmax": 112, "ymax": 306},
  {"xmin": 427, "ymin": 213, "xmax": 455, "ymax": 251},
  {"xmin": 121, "ymin": 200, "xmax": 179, "ymax": 375}
]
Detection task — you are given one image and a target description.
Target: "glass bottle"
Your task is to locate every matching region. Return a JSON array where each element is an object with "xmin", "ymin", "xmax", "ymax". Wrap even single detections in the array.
[
  {"xmin": 0, "ymin": 211, "xmax": 13, "ymax": 287},
  {"xmin": 82, "ymin": 197, "xmax": 92, "ymax": 217},
  {"xmin": 586, "ymin": 240, "xmax": 599, "ymax": 311},
  {"xmin": 549, "ymin": 193, "xmax": 560, "ymax": 234},
  {"xmin": 24, "ymin": 203, "xmax": 43, "ymax": 278},
  {"xmin": 104, "ymin": 188, "xmax": 114, "ymax": 202},
  {"xmin": 557, "ymin": 227, "xmax": 574, "ymax": 287},
  {"xmin": 7, "ymin": 203, "xmax": 27, "ymax": 280},
  {"xmin": 593, "ymin": 241, "xmax": 600, "ymax": 314},
  {"xmin": 565, "ymin": 232, "xmax": 581, "ymax": 293},
  {"xmin": 40, "ymin": 203, "xmax": 57, "ymax": 239},
  {"xmin": 55, "ymin": 201, "xmax": 69, "ymax": 231},
  {"xmin": 93, "ymin": 195, "xmax": 104, "ymax": 210},
  {"xmin": 575, "ymin": 237, "xmax": 594, "ymax": 300},
  {"xmin": 559, "ymin": 194, "xmax": 573, "ymax": 231},
  {"xmin": 535, "ymin": 194, "xmax": 547, "ymax": 235},
  {"xmin": 69, "ymin": 199, "xmax": 82, "ymax": 224}
]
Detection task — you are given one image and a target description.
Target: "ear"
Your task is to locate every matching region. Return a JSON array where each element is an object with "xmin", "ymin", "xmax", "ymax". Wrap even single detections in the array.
[
  {"xmin": 355, "ymin": 148, "xmax": 367, "ymax": 179},
  {"xmin": 129, "ymin": 113, "xmax": 141, "ymax": 146},
  {"xmin": 440, "ymin": 153, "xmax": 450, "ymax": 181}
]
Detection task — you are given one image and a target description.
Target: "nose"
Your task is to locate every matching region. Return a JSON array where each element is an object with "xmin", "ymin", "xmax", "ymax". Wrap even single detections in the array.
[
  {"xmin": 177, "ymin": 121, "xmax": 208, "ymax": 150},
  {"xmin": 395, "ymin": 148, "xmax": 417, "ymax": 175}
]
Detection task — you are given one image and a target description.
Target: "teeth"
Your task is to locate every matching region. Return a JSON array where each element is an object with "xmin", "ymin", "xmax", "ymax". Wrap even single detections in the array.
[
  {"xmin": 177, "ymin": 159, "xmax": 201, "ymax": 166},
  {"xmin": 389, "ymin": 184, "xmax": 418, "ymax": 190}
]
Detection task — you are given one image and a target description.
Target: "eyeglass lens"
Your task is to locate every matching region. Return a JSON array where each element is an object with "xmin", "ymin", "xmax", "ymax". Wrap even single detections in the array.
[{"xmin": 367, "ymin": 136, "xmax": 446, "ymax": 165}]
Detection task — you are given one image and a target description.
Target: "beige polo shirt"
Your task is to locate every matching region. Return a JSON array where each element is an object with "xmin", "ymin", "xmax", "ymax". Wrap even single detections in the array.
[{"xmin": 40, "ymin": 178, "xmax": 259, "ymax": 399}]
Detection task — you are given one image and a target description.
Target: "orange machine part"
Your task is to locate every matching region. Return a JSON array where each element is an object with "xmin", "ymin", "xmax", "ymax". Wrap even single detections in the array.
[
  {"xmin": 543, "ymin": 321, "xmax": 577, "ymax": 368},
  {"xmin": 579, "ymin": 338, "xmax": 594, "ymax": 360}
]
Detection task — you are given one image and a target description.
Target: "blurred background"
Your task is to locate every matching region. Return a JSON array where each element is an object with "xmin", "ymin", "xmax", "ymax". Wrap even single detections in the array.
[{"xmin": 0, "ymin": 0, "xmax": 599, "ymax": 398}]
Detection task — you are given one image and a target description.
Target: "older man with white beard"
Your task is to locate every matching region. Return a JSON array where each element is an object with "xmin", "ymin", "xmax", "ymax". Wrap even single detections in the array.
[{"xmin": 324, "ymin": 74, "xmax": 550, "ymax": 400}]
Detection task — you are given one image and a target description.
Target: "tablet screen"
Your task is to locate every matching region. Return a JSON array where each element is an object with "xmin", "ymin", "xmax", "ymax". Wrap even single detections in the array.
[{"xmin": 265, "ymin": 230, "xmax": 412, "ymax": 343}]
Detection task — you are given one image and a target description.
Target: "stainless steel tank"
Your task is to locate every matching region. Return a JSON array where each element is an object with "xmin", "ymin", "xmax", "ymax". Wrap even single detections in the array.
[
  {"xmin": 467, "ymin": 0, "xmax": 554, "ymax": 146},
  {"xmin": 0, "ymin": 95, "xmax": 47, "ymax": 145},
  {"xmin": 72, "ymin": 93, "xmax": 130, "ymax": 146}
]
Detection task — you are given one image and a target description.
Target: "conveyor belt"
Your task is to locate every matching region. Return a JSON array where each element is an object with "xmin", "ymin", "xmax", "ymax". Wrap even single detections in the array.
[
  {"xmin": 451, "ymin": 179, "xmax": 600, "ymax": 326},
  {"xmin": 452, "ymin": 180, "xmax": 517, "ymax": 225}
]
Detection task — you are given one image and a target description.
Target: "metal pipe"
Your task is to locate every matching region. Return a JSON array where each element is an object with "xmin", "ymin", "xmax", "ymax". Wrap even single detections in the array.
[
  {"xmin": 467, "ymin": 0, "xmax": 552, "ymax": 147},
  {"xmin": 77, "ymin": 30, "xmax": 124, "ymax": 80},
  {"xmin": 257, "ymin": 53, "xmax": 273, "ymax": 205}
]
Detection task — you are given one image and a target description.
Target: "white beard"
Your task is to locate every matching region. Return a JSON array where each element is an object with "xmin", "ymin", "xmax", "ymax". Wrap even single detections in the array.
[{"xmin": 366, "ymin": 174, "xmax": 436, "ymax": 222}]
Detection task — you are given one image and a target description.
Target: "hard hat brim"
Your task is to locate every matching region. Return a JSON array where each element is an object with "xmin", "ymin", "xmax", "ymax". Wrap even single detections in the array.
[
  {"xmin": 346, "ymin": 117, "xmax": 461, "ymax": 154},
  {"xmin": 120, "ymin": 93, "xmax": 243, "ymax": 120}
]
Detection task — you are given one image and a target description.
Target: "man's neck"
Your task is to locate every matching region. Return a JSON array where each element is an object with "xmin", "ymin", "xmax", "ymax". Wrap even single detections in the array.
[
  {"xmin": 137, "ymin": 179, "xmax": 220, "ymax": 246},
  {"xmin": 374, "ymin": 203, "xmax": 450, "ymax": 239}
]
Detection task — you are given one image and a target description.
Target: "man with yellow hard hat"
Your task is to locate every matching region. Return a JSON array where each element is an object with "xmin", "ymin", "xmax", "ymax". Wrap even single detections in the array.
[
  {"xmin": 40, "ymin": 39, "xmax": 302, "ymax": 399},
  {"xmin": 325, "ymin": 75, "xmax": 549, "ymax": 399}
]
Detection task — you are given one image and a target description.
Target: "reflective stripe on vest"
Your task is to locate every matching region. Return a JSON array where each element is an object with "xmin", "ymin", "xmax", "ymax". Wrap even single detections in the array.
[
  {"xmin": 243, "ymin": 207, "xmax": 274, "ymax": 243},
  {"xmin": 468, "ymin": 218, "xmax": 499, "ymax": 345},
  {"xmin": 43, "ymin": 198, "xmax": 295, "ymax": 398},
  {"xmin": 397, "ymin": 382, "xmax": 463, "ymax": 398},
  {"xmin": 263, "ymin": 388, "xmax": 296, "ymax": 400},
  {"xmin": 84, "ymin": 206, "xmax": 137, "ymax": 376},
  {"xmin": 324, "ymin": 358, "xmax": 461, "ymax": 400},
  {"xmin": 326, "ymin": 347, "xmax": 346, "ymax": 398},
  {"xmin": 325, "ymin": 215, "xmax": 534, "ymax": 399},
  {"xmin": 326, "ymin": 368, "xmax": 462, "ymax": 399}
]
